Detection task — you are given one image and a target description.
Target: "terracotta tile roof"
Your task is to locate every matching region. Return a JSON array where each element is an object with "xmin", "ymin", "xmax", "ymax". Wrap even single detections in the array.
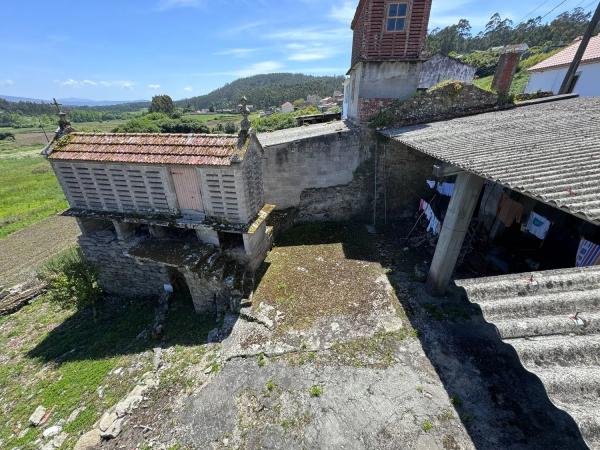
[
  {"xmin": 529, "ymin": 35, "xmax": 600, "ymax": 72},
  {"xmin": 48, "ymin": 133, "xmax": 240, "ymax": 166}
]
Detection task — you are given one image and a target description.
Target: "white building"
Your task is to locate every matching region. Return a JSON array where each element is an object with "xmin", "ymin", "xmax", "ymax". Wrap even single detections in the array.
[
  {"xmin": 280, "ymin": 102, "xmax": 294, "ymax": 113},
  {"xmin": 526, "ymin": 34, "xmax": 600, "ymax": 96}
]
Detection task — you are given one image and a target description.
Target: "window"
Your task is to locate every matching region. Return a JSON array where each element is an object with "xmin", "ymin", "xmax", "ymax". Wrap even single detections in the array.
[{"xmin": 386, "ymin": 3, "xmax": 408, "ymax": 32}]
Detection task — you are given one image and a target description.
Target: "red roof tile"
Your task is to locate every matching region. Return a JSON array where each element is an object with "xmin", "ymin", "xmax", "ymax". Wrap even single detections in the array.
[
  {"xmin": 48, "ymin": 133, "xmax": 240, "ymax": 166},
  {"xmin": 529, "ymin": 34, "xmax": 600, "ymax": 72}
]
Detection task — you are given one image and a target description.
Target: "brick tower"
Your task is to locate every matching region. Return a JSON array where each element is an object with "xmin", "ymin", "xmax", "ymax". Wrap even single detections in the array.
[{"xmin": 343, "ymin": 0, "xmax": 433, "ymax": 122}]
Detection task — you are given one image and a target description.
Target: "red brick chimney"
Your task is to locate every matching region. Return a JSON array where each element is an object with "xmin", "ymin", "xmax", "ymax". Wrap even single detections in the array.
[{"xmin": 492, "ymin": 44, "xmax": 528, "ymax": 96}]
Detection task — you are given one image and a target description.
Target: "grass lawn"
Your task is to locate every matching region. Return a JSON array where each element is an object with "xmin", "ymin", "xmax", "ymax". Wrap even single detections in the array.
[
  {"xmin": 0, "ymin": 288, "xmax": 215, "ymax": 449},
  {"xmin": 0, "ymin": 150, "xmax": 67, "ymax": 239},
  {"xmin": 474, "ymin": 70, "xmax": 530, "ymax": 95}
]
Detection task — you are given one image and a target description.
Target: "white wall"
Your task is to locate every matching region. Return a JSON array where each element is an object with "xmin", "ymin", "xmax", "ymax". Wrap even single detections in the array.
[{"xmin": 526, "ymin": 62, "xmax": 600, "ymax": 96}]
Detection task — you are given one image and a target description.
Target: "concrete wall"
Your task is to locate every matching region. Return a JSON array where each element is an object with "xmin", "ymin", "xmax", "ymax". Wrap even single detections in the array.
[
  {"xmin": 525, "ymin": 63, "xmax": 600, "ymax": 96},
  {"xmin": 346, "ymin": 61, "xmax": 422, "ymax": 121},
  {"xmin": 261, "ymin": 127, "xmax": 434, "ymax": 223},
  {"xmin": 418, "ymin": 54, "xmax": 476, "ymax": 89},
  {"xmin": 262, "ymin": 127, "xmax": 370, "ymax": 214}
]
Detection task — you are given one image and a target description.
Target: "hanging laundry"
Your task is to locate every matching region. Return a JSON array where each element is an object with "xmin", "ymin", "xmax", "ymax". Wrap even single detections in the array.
[
  {"xmin": 425, "ymin": 180, "xmax": 454, "ymax": 197},
  {"xmin": 419, "ymin": 199, "xmax": 441, "ymax": 235},
  {"xmin": 525, "ymin": 212, "xmax": 551, "ymax": 240},
  {"xmin": 437, "ymin": 182, "xmax": 454, "ymax": 197},
  {"xmin": 497, "ymin": 194, "xmax": 523, "ymax": 227},
  {"xmin": 576, "ymin": 238, "xmax": 600, "ymax": 267}
]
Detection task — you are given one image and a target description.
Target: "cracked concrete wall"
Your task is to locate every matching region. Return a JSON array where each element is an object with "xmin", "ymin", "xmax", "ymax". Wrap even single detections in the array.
[{"xmin": 262, "ymin": 129, "xmax": 435, "ymax": 223}]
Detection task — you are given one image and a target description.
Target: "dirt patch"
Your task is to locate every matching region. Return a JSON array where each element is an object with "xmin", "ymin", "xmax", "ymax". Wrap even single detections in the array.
[{"xmin": 0, "ymin": 215, "xmax": 80, "ymax": 288}]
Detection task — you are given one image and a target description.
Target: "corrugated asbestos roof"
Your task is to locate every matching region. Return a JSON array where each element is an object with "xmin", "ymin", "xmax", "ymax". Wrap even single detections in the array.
[
  {"xmin": 382, "ymin": 97, "xmax": 600, "ymax": 225},
  {"xmin": 48, "ymin": 133, "xmax": 240, "ymax": 166},
  {"xmin": 529, "ymin": 34, "xmax": 600, "ymax": 72},
  {"xmin": 258, "ymin": 121, "xmax": 353, "ymax": 147}
]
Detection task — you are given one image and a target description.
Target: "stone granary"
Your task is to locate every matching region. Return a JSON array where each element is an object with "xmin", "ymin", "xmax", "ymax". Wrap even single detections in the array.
[{"xmin": 43, "ymin": 101, "xmax": 273, "ymax": 315}]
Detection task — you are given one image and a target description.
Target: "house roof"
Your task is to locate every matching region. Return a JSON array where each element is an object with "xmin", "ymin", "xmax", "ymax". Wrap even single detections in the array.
[
  {"xmin": 351, "ymin": 0, "xmax": 366, "ymax": 29},
  {"xmin": 529, "ymin": 35, "xmax": 600, "ymax": 72},
  {"xmin": 382, "ymin": 97, "xmax": 600, "ymax": 225},
  {"xmin": 47, "ymin": 133, "xmax": 242, "ymax": 166}
]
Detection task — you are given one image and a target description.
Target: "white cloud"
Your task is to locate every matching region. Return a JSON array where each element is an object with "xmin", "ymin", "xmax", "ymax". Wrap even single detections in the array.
[
  {"xmin": 57, "ymin": 79, "xmax": 135, "ymax": 89},
  {"xmin": 215, "ymin": 48, "xmax": 259, "ymax": 58},
  {"xmin": 183, "ymin": 86, "xmax": 193, "ymax": 92},
  {"xmin": 287, "ymin": 43, "xmax": 336, "ymax": 62},
  {"xmin": 157, "ymin": 0, "xmax": 202, "ymax": 11},
  {"xmin": 148, "ymin": 84, "xmax": 161, "ymax": 89},
  {"xmin": 233, "ymin": 61, "xmax": 284, "ymax": 77},
  {"xmin": 329, "ymin": 1, "xmax": 358, "ymax": 24},
  {"xmin": 0, "ymin": 79, "xmax": 15, "ymax": 87}
]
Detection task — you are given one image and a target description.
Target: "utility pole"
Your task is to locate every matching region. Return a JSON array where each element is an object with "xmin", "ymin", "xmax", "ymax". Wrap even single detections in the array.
[{"xmin": 559, "ymin": 2, "xmax": 600, "ymax": 94}]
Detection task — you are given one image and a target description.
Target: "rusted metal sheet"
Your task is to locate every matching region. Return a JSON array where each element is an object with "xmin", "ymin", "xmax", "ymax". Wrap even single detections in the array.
[
  {"xmin": 170, "ymin": 166, "xmax": 204, "ymax": 213},
  {"xmin": 48, "ymin": 133, "xmax": 239, "ymax": 166}
]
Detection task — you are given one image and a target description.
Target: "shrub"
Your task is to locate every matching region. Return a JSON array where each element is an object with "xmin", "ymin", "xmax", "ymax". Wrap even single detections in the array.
[
  {"xmin": 39, "ymin": 248, "xmax": 102, "ymax": 319},
  {"xmin": 0, "ymin": 132, "xmax": 15, "ymax": 141}
]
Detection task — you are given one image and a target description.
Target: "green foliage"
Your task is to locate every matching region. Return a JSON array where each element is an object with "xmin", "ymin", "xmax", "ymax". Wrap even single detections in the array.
[
  {"xmin": 39, "ymin": 248, "xmax": 102, "ymax": 314},
  {"xmin": 421, "ymin": 421, "xmax": 434, "ymax": 432},
  {"xmin": 114, "ymin": 112, "xmax": 211, "ymax": 134},
  {"xmin": 427, "ymin": 8, "xmax": 595, "ymax": 56},
  {"xmin": 309, "ymin": 385, "xmax": 322, "ymax": 397},
  {"xmin": 176, "ymin": 73, "xmax": 344, "ymax": 110},
  {"xmin": 149, "ymin": 95, "xmax": 175, "ymax": 114},
  {"xmin": 251, "ymin": 106, "xmax": 319, "ymax": 132},
  {"xmin": 257, "ymin": 352, "xmax": 267, "ymax": 367}
]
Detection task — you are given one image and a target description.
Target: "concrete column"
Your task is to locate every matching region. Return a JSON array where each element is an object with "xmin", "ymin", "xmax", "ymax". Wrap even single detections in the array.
[
  {"xmin": 196, "ymin": 225, "xmax": 220, "ymax": 246},
  {"xmin": 112, "ymin": 220, "xmax": 136, "ymax": 241},
  {"xmin": 426, "ymin": 172, "xmax": 484, "ymax": 296}
]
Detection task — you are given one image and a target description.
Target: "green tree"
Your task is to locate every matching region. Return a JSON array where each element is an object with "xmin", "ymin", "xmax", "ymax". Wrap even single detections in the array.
[{"xmin": 149, "ymin": 95, "xmax": 175, "ymax": 114}]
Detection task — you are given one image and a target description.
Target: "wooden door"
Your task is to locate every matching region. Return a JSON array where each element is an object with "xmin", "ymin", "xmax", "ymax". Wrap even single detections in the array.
[{"xmin": 170, "ymin": 167, "xmax": 204, "ymax": 215}]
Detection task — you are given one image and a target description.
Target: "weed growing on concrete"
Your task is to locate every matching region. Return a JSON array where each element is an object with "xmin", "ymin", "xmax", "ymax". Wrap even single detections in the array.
[
  {"xmin": 422, "ymin": 421, "xmax": 434, "ymax": 432},
  {"xmin": 257, "ymin": 352, "xmax": 267, "ymax": 367},
  {"xmin": 309, "ymin": 385, "xmax": 323, "ymax": 397},
  {"xmin": 266, "ymin": 380, "xmax": 277, "ymax": 391}
]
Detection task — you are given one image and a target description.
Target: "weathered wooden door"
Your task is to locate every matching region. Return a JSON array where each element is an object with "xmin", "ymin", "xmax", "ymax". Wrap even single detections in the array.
[{"xmin": 170, "ymin": 167, "xmax": 204, "ymax": 215}]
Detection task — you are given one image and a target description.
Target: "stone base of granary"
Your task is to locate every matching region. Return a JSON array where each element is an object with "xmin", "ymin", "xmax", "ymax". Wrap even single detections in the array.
[
  {"xmin": 76, "ymin": 219, "xmax": 254, "ymax": 316},
  {"xmin": 78, "ymin": 228, "xmax": 170, "ymax": 300}
]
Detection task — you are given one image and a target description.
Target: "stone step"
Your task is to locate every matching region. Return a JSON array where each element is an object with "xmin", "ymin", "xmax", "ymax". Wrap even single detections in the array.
[
  {"xmin": 491, "ymin": 312, "xmax": 600, "ymax": 339},
  {"xmin": 507, "ymin": 334, "xmax": 600, "ymax": 368},
  {"xmin": 476, "ymin": 289, "xmax": 600, "ymax": 320},
  {"xmin": 527, "ymin": 366, "xmax": 600, "ymax": 404},
  {"xmin": 457, "ymin": 266, "xmax": 600, "ymax": 302}
]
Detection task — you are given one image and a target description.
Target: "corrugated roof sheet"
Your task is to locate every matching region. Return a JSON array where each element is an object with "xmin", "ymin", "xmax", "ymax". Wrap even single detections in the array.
[
  {"xmin": 258, "ymin": 121, "xmax": 353, "ymax": 147},
  {"xmin": 48, "ymin": 133, "xmax": 240, "ymax": 166},
  {"xmin": 382, "ymin": 97, "xmax": 600, "ymax": 225},
  {"xmin": 529, "ymin": 34, "xmax": 600, "ymax": 72}
]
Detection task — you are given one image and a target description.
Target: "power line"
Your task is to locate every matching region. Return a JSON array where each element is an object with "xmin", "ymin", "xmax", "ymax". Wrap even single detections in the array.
[
  {"xmin": 519, "ymin": 0, "xmax": 553, "ymax": 22},
  {"xmin": 540, "ymin": 0, "xmax": 570, "ymax": 19},
  {"xmin": 582, "ymin": 0, "xmax": 599, "ymax": 10}
]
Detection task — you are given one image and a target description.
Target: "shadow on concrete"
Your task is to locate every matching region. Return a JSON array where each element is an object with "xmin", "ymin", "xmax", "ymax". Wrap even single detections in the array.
[
  {"xmin": 28, "ymin": 288, "xmax": 229, "ymax": 364},
  {"xmin": 274, "ymin": 221, "xmax": 588, "ymax": 449},
  {"xmin": 374, "ymin": 226, "xmax": 589, "ymax": 449}
]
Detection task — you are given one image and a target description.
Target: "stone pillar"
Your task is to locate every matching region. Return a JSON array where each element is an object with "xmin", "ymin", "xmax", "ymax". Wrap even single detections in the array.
[
  {"xmin": 426, "ymin": 172, "xmax": 484, "ymax": 296},
  {"xmin": 196, "ymin": 225, "xmax": 220, "ymax": 246},
  {"xmin": 492, "ymin": 45, "xmax": 527, "ymax": 96},
  {"xmin": 112, "ymin": 220, "xmax": 136, "ymax": 241}
]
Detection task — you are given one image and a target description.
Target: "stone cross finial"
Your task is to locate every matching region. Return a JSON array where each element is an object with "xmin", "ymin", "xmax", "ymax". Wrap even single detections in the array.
[
  {"xmin": 239, "ymin": 96, "xmax": 251, "ymax": 133},
  {"xmin": 52, "ymin": 97, "xmax": 74, "ymax": 137}
]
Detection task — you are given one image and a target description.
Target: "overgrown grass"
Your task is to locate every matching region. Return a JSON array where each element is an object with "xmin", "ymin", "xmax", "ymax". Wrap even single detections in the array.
[
  {"xmin": 0, "ymin": 154, "xmax": 67, "ymax": 238},
  {"xmin": 0, "ymin": 283, "xmax": 215, "ymax": 448}
]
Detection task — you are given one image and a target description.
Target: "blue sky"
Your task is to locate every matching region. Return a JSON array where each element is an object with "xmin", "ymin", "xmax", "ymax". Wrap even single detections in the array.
[{"xmin": 1, "ymin": 0, "xmax": 597, "ymax": 101}]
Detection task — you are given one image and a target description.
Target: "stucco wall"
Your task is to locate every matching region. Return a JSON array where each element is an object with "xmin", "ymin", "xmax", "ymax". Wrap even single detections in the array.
[
  {"xmin": 262, "ymin": 127, "xmax": 370, "ymax": 212},
  {"xmin": 525, "ymin": 63, "xmax": 600, "ymax": 96},
  {"xmin": 261, "ymin": 127, "xmax": 435, "ymax": 223},
  {"xmin": 418, "ymin": 54, "xmax": 476, "ymax": 89}
]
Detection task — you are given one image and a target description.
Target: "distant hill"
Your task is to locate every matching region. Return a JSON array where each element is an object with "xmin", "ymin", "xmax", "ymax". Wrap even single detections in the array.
[
  {"xmin": 0, "ymin": 95, "xmax": 147, "ymax": 107},
  {"xmin": 176, "ymin": 73, "xmax": 345, "ymax": 110}
]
